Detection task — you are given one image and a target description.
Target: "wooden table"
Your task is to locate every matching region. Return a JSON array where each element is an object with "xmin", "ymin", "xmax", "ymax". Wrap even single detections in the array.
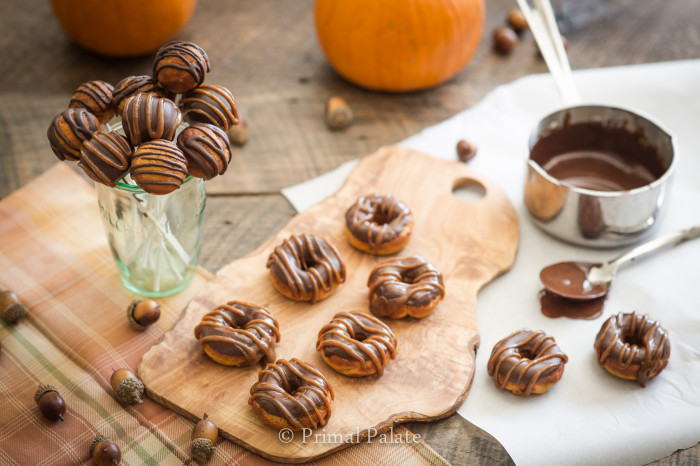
[{"xmin": 2, "ymin": 0, "xmax": 699, "ymax": 463}]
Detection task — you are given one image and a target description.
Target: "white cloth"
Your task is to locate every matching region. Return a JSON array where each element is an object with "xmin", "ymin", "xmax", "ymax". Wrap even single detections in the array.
[{"xmin": 282, "ymin": 60, "xmax": 700, "ymax": 466}]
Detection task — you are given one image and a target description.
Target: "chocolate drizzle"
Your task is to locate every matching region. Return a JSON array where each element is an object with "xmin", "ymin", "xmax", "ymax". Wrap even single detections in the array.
[
  {"xmin": 78, "ymin": 131, "xmax": 132, "ymax": 187},
  {"xmin": 266, "ymin": 234, "xmax": 346, "ymax": 303},
  {"xmin": 122, "ymin": 93, "xmax": 182, "ymax": 147},
  {"xmin": 345, "ymin": 194, "xmax": 413, "ymax": 253},
  {"xmin": 47, "ymin": 107, "xmax": 101, "ymax": 161},
  {"xmin": 153, "ymin": 41, "xmax": 210, "ymax": 93},
  {"xmin": 194, "ymin": 301, "xmax": 280, "ymax": 366},
  {"xmin": 180, "ymin": 84, "xmax": 239, "ymax": 131},
  {"xmin": 176, "ymin": 123, "xmax": 231, "ymax": 179},
  {"xmin": 367, "ymin": 255, "xmax": 445, "ymax": 319},
  {"xmin": 487, "ymin": 329, "xmax": 568, "ymax": 396},
  {"xmin": 112, "ymin": 75, "xmax": 169, "ymax": 116},
  {"xmin": 593, "ymin": 311, "xmax": 670, "ymax": 387},
  {"xmin": 130, "ymin": 139, "xmax": 188, "ymax": 194},
  {"xmin": 69, "ymin": 80, "xmax": 114, "ymax": 123},
  {"xmin": 249, "ymin": 358, "xmax": 334, "ymax": 431},
  {"xmin": 317, "ymin": 312, "xmax": 397, "ymax": 377}
]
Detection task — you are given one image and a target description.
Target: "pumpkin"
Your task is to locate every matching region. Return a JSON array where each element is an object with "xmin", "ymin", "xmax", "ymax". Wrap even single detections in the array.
[
  {"xmin": 50, "ymin": 0, "xmax": 198, "ymax": 57},
  {"xmin": 314, "ymin": 0, "xmax": 485, "ymax": 92}
]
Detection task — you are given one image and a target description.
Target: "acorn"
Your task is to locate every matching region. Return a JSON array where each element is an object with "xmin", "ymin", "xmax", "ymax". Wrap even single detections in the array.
[
  {"xmin": 35, "ymin": 385, "xmax": 66, "ymax": 421},
  {"xmin": 191, "ymin": 413, "xmax": 218, "ymax": 463},
  {"xmin": 324, "ymin": 96, "xmax": 353, "ymax": 130},
  {"xmin": 90, "ymin": 435, "xmax": 121, "ymax": 465},
  {"xmin": 110, "ymin": 368, "xmax": 144, "ymax": 405},
  {"xmin": 126, "ymin": 299, "xmax": 161, "ymax": 331},
  {"xmin": 0, "ymin": 290, "xmax": 27, "ymax": 324}
]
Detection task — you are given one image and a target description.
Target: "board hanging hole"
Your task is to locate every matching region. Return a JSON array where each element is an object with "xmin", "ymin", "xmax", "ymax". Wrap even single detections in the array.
[{"xmin": 452, "ymin": 178, "xmax": 486, "ymax": 202}]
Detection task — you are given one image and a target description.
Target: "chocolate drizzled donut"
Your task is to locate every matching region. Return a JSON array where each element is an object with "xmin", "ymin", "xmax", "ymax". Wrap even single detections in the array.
[
  {"xmin": 266, "ymin": 234, "xmax": 346, "ymax": 303},
  {"xmin": 112, "ymin": 75, "xmax": 170, "ymax": 116},
  {"xmin": 153, "ymin": 41, "xmax": 210, "ymax": 94},
  {"xmin": 47, "ymin": 107, "xmax": 101, "ymax": 161},
  {"xmin": 130, "ymin": 139, "xmax": 188, "ymax": 195},
  {"xmin": 194, "ymin": 301, "xmax": 280, "ymax": 367},
  {"xmin": 180, "ymin": 84, "xmax": 239, "ymax": 131},
  {"xmin": 594, "ymin": 311, "xmax": 670, "ymax": 387},
  {"xmin": 69, "ymin": 80, "xmax": 115, "ymax": 124},
  {"xmin": 249, "ymin": 358, "xmax": 334, "ymax": 431},
  {"xmin": 121, "ymin": 93, "xmax": 182, "ymax": 147},
  {"xmin": 487, "ymin": 329, "xmax": 568, "ymax": 396},
  {"xmin": 78, "ymin": 131, "xmax": 132, "ymax": 187},
  {"xmin": 177, "ymin": 123, "xmax": 231, "ymax": 179},
  {"xmin": 345, "ymin": 194, "xmax": 414, "ymax": 255},
  {"xmin": 367, "ymin": 255, "xmax": 445, "ymax": 319},
  {"xmin": 317, "ymin": 312, "xmax": 397, "ymax": 377}
]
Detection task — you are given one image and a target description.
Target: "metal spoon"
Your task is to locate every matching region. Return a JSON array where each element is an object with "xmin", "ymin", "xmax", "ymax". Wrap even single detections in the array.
[{"xmin": 540, "ymin": 225, "xmax": 700, "ymax": 300}]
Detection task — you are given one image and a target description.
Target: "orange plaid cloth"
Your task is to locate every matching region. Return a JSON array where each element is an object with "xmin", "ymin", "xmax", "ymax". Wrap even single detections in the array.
[{"xmin": 0, "ymin": 163, "xmax": 448, "ymax": 465}]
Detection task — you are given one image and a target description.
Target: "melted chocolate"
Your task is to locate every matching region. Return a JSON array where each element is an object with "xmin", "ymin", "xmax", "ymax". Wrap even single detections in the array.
[
  {"xmin": 345, "ymin": 194, "xmax": 413, "ymax": 253},
  {"xmin": 538, "ymin": 289, "xmax": 606, "ymax": 320},
  {"xmin": 316, "ymin": 312, "xmax": 397, "ymax": 376},
  {"xmin": 122, "ymin": 93, "xmax": 182, "ymax": 146},
  {"xmin": 47, "ymin": 107, "xmax": 100, "ymax": 161},
  {"xmin": 266, "ymin": 234, "xmax": 346, "ymax": 303},
  {"xmin": 194, "ymin": 301, "xmax": 280, "ymax": 366},
  {"xmin": 367, "ymin": 255, "xmax": 445, "ymax": 318},
  {"xmin": 180, "ymin": 84, "xmax": 239, "ymax": 131},
  {"xmin": 177, "ymin": 123, "xmax": 231, "ymax": 179},
  {"xmin": 69, "ymin": 80, "xmax": 114, "ymax": 123},
  {"xmin": 130, "ymin": 140, "xmax": 188, "ymax": 193},
  {"xmin": 78, "ymin": 131, "xmax": 132, "ymax": 187},
  {"xmin": 538, "ymin": 261, "xmax": 609, "ymax": 319},
  {"xmin": 153, "ymin": 41, "xmax": 210, "ymax": 93},
  {"xmin": 487, "ymin": 329, "xmax": 568, "ymax": 396},
  {"xmin": 593, "ymin": 311, "xmax": 670, "ymax": 387},
  {"xmin": 530, "ymin": 120, "xmax": 665, "ymax": 191},
  {"xmin": 249, "ymin": 358, "xmax": 334, "ymax": 430}
]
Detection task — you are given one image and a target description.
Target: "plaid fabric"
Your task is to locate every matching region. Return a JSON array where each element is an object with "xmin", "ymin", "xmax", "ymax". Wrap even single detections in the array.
[{"xmin": 0, "ymin": 164, "xmax": 448, "ymax": 465}]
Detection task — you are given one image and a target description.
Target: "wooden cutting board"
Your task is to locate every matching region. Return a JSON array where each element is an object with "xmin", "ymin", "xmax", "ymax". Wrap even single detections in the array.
[{"xmin": 139, "ymin": 146, "xmax": 519, "ymax": 462}]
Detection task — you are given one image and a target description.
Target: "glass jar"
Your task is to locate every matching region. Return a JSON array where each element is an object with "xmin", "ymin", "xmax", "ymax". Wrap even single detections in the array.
[{"xmin": 95, "ymin": 176, "xmax": 206, "ymax": 297}]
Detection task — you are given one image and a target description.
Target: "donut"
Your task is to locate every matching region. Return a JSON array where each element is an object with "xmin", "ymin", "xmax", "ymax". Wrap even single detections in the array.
[
  {"xmin": 130, "ymin": 139, "xmax": 188, "ymax": 195},
  {"xmin": 153, "ymin": 41, "xmax": 210, "ymax": 94},
  {"xmin": 176, "ymin": 123, "xmax": 231, "ymax": 180},
  {"xmin": 487, "ymin": 329, "xmax": 568, "ymax": 396},
  {"xmin": 344, "ymin": 194, "xmax": 414, "ymax": 255},
  {"xmin": 78, "ymin": 130, "xmax": 132, "ymax": 187},
  {"xmin": 266, "ymin": 234, "xmax": 346, "ymax": 303},
  {"xmin": 47, "ymin": 108, "xmax": 101, "ymax": 161},
  {"xmin": 112, "ymin": 75, "xmax": 170, "ymax": 116},
  {"xmin": 367, "ymin": 255, "xmax": 445, "ymax": 319},
  {"xmin": 180, "ymin": 84, "xmax": 239, "ymax": 131},
  {"xmin": 249, "ymin": 358, "xmax": 334, "ymax": 431},
  {"xmin": 194, "ymin": 301, "xmax": 280, "ymax": 367},
  {"xmin": 121, "ymin": 93, "xmax": 182, "ymax": 147},
  {"xmin": 316, "ymin": 312, "xmax": 397, "ymax": 377},
  {"xmin": 69, "ymin": 80, "xmax": 115, "ymax": 124},
  {"xmin": 593, "ymin": 311, "xmax": 670, "ymax": 387}
]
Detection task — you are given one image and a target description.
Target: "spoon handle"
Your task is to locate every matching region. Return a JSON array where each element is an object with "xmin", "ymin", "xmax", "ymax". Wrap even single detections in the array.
[{"xmin": 609, "ymin": 225, "xmax": 700, "ymax": 269}]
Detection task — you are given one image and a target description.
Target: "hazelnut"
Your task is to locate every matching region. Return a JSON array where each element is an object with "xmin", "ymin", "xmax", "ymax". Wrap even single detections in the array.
[
  {"xmin": 0, "ymin": 290, "xmax": 27, "ymax": 324},
  {"xmin": 324, "ymin": 96, "xmax": 353, "ymax": 131},
  {"xmin": 126, "ymin": 299, "xmax": 161, "ymax": 330},
  {"xmin": 226, "ymin": 117, "xmax": 249, "ymax": 146},
  {"xmin": 507, "ymin": 9, "xmax": 529, "ymax": 34},
  {"xmin": 191, "ymin": 413, "xmax": 218, "ymax": 463},
  {"xmin": 493, "ymin": 26, "xmax": 518, "ymax": 54},
  {"xmin": 35, "ymin": 385, "xmax": 66, "ymax": 421},
  {"xmin": 90, "ymin": 435, "xmax": 121, "ymax": 466},
  {"xmin": 456, "ymin": 139, "xmax": 478, "ymax": 163},
  {"xmin": 110, "ymin": 368, "xmax": 145, "ymax": 405}
]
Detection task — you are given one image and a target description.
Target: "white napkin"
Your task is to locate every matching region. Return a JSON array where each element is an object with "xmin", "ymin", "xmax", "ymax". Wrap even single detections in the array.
[{"xmin": 282, "ymin": 59, "xmax": 700, "ymax": 466}]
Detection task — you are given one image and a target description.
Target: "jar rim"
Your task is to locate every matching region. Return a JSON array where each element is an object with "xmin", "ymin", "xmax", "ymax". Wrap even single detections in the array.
[{"xmin": 114, "ymin": 174, "xmax": 194, "ymax": 193}]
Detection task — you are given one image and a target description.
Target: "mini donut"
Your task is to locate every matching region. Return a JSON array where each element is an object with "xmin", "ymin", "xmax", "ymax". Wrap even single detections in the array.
[
  {"xmin": 47, "ymin": 107, "xmax": 101, "ymax": 161},
  {"xmin": 593, "ymin": 311, "xmax": 670, "ymax": 387},
  {"xmin": 367, "ymin": 255, "xmax": 445, "ymax": 319},
  {"xmin": 69, "ymin": 80, "xmax": 115, "ymax": 124},
  {"xmin": 266, "ymin": 234, "xmax": 346, "ymax": 303},
  {"xmin": 316, "ymin": 312, "xmax": 397, "ymax": 377},
  {"xmin": 345, "ymin": 194, "xmax": 414, "ymax": 255},
  {"xmin": 249, "ymin": 358, "xmax": 334, "ymax": 431},
  {"xmin": 153, "ymin": 41, "xmax": 210, "ymax": 94},
  {"xmin": 487, "ymin": 329, "xmax": 568, "ymax": 396},
  {"xmin": 193, "ymin": 301, "xmax": 280, "ymax": 367}
]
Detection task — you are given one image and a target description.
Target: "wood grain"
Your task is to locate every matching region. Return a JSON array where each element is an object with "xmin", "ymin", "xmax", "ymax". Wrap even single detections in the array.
[{"xmin": 139, "ymin": 147, "xmax": 519, "ymax": 462}]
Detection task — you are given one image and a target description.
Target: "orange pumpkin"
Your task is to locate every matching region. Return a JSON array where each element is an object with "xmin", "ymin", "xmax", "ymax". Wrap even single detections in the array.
[
  {"xmin": 50, "ymin": 0, "xmax": 198, "ymax": 57},
  {"xmin": 315, "ymin": 0, "xmax": 485, "ymax": 92}
]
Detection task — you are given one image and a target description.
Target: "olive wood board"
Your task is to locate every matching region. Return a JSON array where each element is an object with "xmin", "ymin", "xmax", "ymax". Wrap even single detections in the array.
[{"xmin": 139, "ymin": 146, "xmax": 519, "ymax": 462}]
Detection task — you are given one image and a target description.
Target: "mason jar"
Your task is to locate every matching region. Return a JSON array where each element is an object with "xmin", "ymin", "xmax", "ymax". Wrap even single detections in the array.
[{"xmin": 95, "ymin": 175, "xmax": 206, "ymax": 297}]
